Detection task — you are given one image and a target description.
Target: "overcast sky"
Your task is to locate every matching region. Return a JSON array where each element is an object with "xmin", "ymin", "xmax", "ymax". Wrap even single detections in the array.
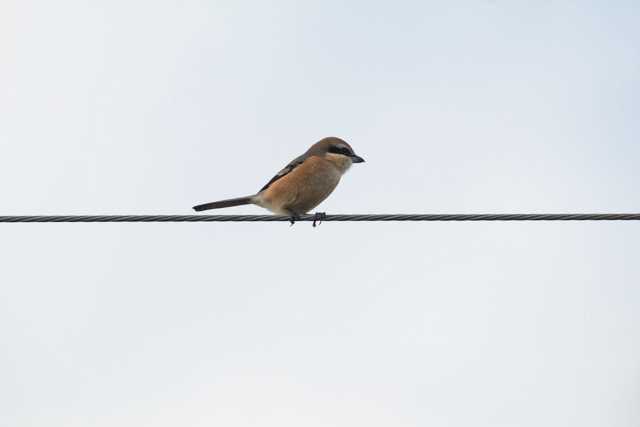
[{"xmin": 1, "ymin": 1, "xmax": 639, "ymax": 426}]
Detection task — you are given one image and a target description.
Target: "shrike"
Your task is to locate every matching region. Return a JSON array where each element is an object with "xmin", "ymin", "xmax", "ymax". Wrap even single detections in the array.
[{"xmin": 193, "ymin": 137, "xmax": 364, "ymax": 223}]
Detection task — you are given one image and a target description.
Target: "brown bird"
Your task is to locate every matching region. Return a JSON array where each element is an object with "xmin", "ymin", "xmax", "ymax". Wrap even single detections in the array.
[{"xmin": 193, "ymin": 137, "xmax": 364, "ymax": 223}]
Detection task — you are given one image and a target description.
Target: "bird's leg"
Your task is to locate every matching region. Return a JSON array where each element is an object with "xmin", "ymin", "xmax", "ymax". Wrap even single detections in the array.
[
  {"xmin": 312, "ymin": 212, "xmax": 327, "ymax": 227},
  {"xmin": 288, "ymin": 211, "xmax": 301, "ymax": 226}
]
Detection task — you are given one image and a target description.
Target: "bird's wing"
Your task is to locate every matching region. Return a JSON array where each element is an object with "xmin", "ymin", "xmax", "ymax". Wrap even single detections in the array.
[{"xmin": 259, "ymin": 153, "xmax": 307, "ymax": 192}]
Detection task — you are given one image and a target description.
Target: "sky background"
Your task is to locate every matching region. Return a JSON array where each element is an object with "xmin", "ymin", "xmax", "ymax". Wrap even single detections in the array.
[{"xmin": 1, "ymin": 1, "xmax": 639, "ymax": 426}]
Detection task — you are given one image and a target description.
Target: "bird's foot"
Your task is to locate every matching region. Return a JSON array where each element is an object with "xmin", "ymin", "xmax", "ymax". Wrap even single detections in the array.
[
  {"xmin": 289, "ymin": 214, "xmax": 301, "ymax": 226},
  {"xmin": 312, "ymin": 212, "xmax": 327, "ymax": 228}
]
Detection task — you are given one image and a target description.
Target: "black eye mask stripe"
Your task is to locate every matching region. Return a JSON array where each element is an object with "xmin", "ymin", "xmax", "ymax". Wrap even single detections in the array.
[{"xmin": 328, "ymin": 146, "xmax": 352, "ymax": 156}]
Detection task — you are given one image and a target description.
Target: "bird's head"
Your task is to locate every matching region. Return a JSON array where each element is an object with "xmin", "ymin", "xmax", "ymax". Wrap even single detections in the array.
[{"xmin": 309, "ymin": 137, "xmax": 365, "ymax": 172}]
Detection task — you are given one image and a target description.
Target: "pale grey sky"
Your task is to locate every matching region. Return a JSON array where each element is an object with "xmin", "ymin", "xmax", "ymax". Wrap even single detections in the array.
[{"xmin": 1, "ymin": 1, "xmax": 639, "ymax": 426}]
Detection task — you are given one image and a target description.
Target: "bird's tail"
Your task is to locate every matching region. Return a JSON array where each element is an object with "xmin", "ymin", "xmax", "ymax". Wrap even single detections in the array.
[{"xmin": 192, "ymin": 195, "xmax": 255, "ymax": 212}]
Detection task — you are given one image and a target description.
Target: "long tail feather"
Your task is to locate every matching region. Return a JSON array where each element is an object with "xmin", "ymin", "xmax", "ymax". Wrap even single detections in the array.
[{"xmin": 192, "ymin": 195, "xmax": 254, "ymax": 212}]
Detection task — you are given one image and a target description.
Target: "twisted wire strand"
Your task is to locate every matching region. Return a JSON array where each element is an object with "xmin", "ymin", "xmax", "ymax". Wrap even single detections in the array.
[{"xmin": 1, "ymin": 213, "xmax": 640, "ymax": 223}]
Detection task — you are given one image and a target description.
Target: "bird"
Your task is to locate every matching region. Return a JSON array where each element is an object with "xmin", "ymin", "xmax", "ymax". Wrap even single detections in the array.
[{"xmin": 192, "ymin": 137, "xmax": 365, "ymax": 224}]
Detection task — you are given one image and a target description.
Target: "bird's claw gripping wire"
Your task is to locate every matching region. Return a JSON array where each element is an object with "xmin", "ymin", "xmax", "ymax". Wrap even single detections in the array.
[
  {"xmin": 289, "ymin": 214, "xmax": 301, "ymax": 226},
  {"xmin": 288, "ymin": 212, "xmax": 326, "ymax": 227},
  {"xmin": 312, "ymin": 212, "xmax": 326, "ymax": 227}
]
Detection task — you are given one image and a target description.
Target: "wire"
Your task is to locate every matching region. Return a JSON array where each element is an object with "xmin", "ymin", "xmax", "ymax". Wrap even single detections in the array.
[{"xmin": 1, "ymin": 213, "xmax": 639, "ymax": 223}]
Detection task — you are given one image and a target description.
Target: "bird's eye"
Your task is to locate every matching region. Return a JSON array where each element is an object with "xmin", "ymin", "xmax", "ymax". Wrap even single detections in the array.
[{"xmin": 329, "ymin": 145, "xmax": 351, "ymax": 156}]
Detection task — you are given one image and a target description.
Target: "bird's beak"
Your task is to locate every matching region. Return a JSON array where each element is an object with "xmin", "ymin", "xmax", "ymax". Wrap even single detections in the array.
[{"xmin": 350, "ymin": 154, "xmax": 365, "ymax": 163}]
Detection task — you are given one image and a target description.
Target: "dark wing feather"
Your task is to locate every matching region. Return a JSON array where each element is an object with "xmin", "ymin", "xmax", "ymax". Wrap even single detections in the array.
[{"xmin": 259, "ymin": 153, "xmax": 307, "ymax": 192}]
